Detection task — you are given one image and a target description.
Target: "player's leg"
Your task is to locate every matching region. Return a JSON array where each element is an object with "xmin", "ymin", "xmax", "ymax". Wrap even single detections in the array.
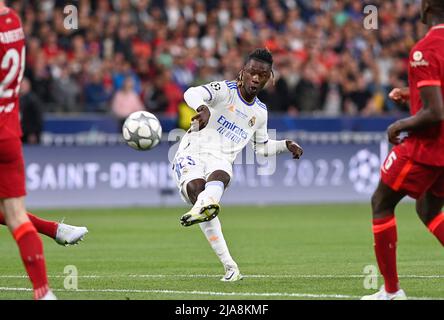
[
  {"xmin": 368, "ymin": 181, "xmax": 405, "ymax": 295},
  {"xmin": 363, "ymin": 146, "xmax": 441, "ymax": 299},
  {"xmin": 0, "ymin": 136, "xmax": 87, "ymax": 245},
  {"xmin": 199, "ymin": 216, "xmax": 242, "ymax": 281},
  {"xmin": 416, "ymin": 174, "xmax": 444, "ymax": 246},
  {"xmin": 173, "ymin": 154, "xmax": 242, "ymax": 280},
  {"xmin": 180, "ymin": 158, "xmax": 232, "ymax": 226},
  {"xmin": 362, "ymin": 182, "xmax": 406, "ymax": 299},
  {"xmin": 194, "ymin": 170, "xmax": 242, "ymax": 281},
  {"xmin": 362, "ymin": 145, "xmax": 415, "ymax": 299},
  {"xmin": 0, "ymin": 138, "xmax": 56, "ymax": 299},
  {"xmin": 180, "ymin": 174, "xmax": 224, "ymax": 226},
  {"xmin": 185, "ymin": 179, "xmax": 206, "ymax": 204},
  {"xmin": 195, "ymin": 170, "xmax": 229, "ymax": 207},
  {"xmin": 0, "ymin": 210, "xmax": 57, "ymax": 238},
  {"xmin": 0, "ymin": 210, "xmax": 88, "ymax": 245},
  {"xmin": 180, "ymin": 176, "xmax": 241, "ymax": 280},
  {"xmin": 183, "ymin": 170, "xmax": 230, "ymax": 206},
  {"xmin": 172, "ymin": 153, "xmax": 213, "ymax": 225},
  {"xmin": 1, "ymin": 197, "xmax": 56, "ymax": 300}
]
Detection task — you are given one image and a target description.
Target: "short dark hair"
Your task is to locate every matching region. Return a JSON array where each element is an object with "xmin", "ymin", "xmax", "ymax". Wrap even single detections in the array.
[{"xmin": 246, "ymin": 48, "xmax": 273, "ymax": 67}]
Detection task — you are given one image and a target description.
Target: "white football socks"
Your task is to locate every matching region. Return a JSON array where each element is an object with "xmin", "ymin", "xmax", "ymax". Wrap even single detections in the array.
[
  {"xmin": 199, "ymin": 217, "xmax": 237, "ymax": 268},
  {"xmin": 196, "ymin": 181, "xmax": 235, "ymax": 267},
  {"xmin": 194, "ymin": 181, "xmax": 225, "ymax": 208}
]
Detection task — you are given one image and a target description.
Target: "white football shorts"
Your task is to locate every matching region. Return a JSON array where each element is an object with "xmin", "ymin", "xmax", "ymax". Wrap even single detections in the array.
[{"xmin": 171, "ymin": 152, "xmax": 233, "ymax": 204}]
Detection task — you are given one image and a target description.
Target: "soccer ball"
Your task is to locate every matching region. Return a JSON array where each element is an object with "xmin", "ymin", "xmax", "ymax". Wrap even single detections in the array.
[{"xmin": 122, "ymin": 111, "xmax": 162, "ymax": 151}]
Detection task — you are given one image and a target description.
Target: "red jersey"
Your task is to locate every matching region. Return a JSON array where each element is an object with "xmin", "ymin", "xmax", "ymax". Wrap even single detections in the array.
[
  {"xmin": 0, "ymin": 8, "xmax": 25, "ymax": 140},
  {"xmin": 405, "ymin": 24, "xmax": 444, "ymax": 166}
]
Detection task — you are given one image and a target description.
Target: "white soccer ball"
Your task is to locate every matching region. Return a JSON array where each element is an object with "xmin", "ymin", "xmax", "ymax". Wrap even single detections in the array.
[{"xmin": 122, "ymin": 111, "xmax": 162, "ymax": 151}]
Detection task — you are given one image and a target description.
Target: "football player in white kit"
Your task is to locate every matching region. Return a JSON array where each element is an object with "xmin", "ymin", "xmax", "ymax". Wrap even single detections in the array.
[{"xmin": 172, "ymin": 49, "xmax": 303, "ymax": 281}]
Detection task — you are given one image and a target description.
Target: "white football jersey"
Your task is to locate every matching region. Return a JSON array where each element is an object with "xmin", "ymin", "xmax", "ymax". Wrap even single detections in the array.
[{"xmin": 177, "ymin": 80, "xmax": 269, "ymax": 163}]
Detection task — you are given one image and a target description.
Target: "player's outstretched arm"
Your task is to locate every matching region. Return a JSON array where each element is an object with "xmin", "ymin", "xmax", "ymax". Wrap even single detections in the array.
[
  {"xmin": 388, "ymin": 86, "xmax": 444, "ymax": 144},
  {"xmin": 254, "ymin": 140, "xmax": 303, "ymax": 159}
]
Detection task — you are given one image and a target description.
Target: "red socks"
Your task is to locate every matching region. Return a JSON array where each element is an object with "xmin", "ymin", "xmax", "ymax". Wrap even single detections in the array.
[
  {"xmin": 13, "ymin": 222, "xmax": 50, "ymax": 300},
  {"xmin": 428, "ymin": 212, "xmax": 444, "ymax": 246},
  {"xmin": 0, "ymin": 212, "xmax": 58, "ymax": 239},
  {"xmin": 372, "ymin": 215, "xmax": 399, "ymax": 293}
]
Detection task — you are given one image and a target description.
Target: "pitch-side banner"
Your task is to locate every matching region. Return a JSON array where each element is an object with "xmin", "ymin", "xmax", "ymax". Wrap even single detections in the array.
[{"xmin": 23, "ymin": 141, "xmax": 389, "ymax": 208}]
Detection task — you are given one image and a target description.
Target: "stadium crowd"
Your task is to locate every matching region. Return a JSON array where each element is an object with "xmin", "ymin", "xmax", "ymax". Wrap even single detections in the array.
[{"xmin": 11, "ymin": 0, "xmax": 425, "ymax": 120}]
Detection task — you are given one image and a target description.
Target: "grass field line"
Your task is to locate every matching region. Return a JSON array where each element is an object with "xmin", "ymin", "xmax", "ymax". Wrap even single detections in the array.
[
  {"xmin": 0, "ymin": 286, "xmax": 443, "ymax": 300},
  {"xmin": 0, "ymin": 286, "xmax": 357, "ymax": 299},
  {"xmin": 1, "ymin": 274, "xmax": 444, "ymax": 279}
]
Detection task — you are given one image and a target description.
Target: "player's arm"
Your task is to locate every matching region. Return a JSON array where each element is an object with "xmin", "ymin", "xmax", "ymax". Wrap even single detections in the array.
[
  {"xmin": 183, "ymin": 82, "xmax": 223, "ymax": 131},
  {"xmin": 388, "ymin": 85, "xmax": 444, "ymax": 144},
  {"xmin": 252, "ymin": 117, "xmax": 303, "ymax": 159},
  {"xmin": 254, "ymin": 140, "xmax": 303, "ymax": 159}
]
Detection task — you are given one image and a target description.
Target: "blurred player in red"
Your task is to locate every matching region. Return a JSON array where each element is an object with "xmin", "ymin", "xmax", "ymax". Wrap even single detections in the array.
[
  {"xmin": 0, "ymin": 1, "xmax": 55, "ymax": 300},
  {"xmin": 0, "ymin": 2, "xmax": 87, "ymax": 300},
  {"xmin": 0, "ymin": 2, "xmax": 88, "ymax": 248},
  {"xmin": 362, "ymin": 0, "xmax": 444, "ymax": 300}
]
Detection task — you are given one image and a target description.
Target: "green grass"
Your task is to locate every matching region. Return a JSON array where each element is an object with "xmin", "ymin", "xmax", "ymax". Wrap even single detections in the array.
[{"xmin": 0, "ymin": 203, "xmax": 443, "ymax": 300}]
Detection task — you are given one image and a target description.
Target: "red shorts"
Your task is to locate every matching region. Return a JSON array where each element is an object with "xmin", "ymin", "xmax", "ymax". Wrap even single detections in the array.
[
  {"xmin": 0, "ymin": 138, "xmax": 26, "ymax": 198},
  {"xmin": 381, "ymin": 144, "xmax": 444, "ymax": 199}
]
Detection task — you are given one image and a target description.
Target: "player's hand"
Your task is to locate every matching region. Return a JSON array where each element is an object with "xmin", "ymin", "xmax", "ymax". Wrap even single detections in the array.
[
  {"xmin": 286, "ymin": 140, "xmax": 303, "ymax": 159},
  {"xmin": 387, "ymin": 121, "xmax": 404, "ymax": 145},
  {"xmin": 191, "ymin": 105, "xmax": 210, "ymax": 131},
  {"xmin": 389, "ymin": 87, "xmax": 410, "ymax": 104}
]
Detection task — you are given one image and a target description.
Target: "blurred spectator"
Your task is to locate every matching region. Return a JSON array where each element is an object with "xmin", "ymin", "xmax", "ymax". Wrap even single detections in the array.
[
  {"xmin": 257, "ymin": 75, "xmax": 291, "ymax": 113},
  {"xmin": 343, "ymin": 74, "xmax": 375, "ymax": 116},
  {"xmin": 112, "ymin": 59, "xmax": 142, "ymax": 94},
  {"xmin": 143, "ymin": 78, "xmax": 169, "ymax": 114},
  {"xmin": 84, "ymin": 72, "xmax": 113, "ymax": 112},
  {"xmin": 20, "ymin": 78, "xmax": 44, "ymax": 145},
  {"xmin": 111, "ymin": 76, "xmax": 145, "ymax": 127},
  {"xmin": 26, "ymin": 53, "xmax": 54, "ymax": 110},
  {"xmin": 163, "ymin": 69, "xmax": 184, "ymax": 117},
  {"xmin": 11, "ymin": 0, "xmax": 425, "ymax": 117},
  {"xmin": 172, "ymin": 53, "xmax": 195, "ymax": 92},
  {"xmin": 52, "ymin": 65, "xmax": 81, "ymax": 113},
  {"xmin": 293, "ymin": 65, "xmax": 324, "ymax": 114}
]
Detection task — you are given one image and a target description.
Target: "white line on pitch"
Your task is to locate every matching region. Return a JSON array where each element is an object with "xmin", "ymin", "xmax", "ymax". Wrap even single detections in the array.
[
  {"xmin": 0, "ymin": 287, "xmax": 443, "ymax": 300},
  {"xmin": 0, "ymin": 287, "xmax": 360, "ymax": 299},
  {"xmin": 1, "ymin": 274, "xmax": 444, "ymax": 279}
]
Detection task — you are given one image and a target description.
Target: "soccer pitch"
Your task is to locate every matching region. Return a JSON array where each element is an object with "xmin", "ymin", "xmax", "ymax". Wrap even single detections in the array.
[{"xmin": 0, "ymin": 204, "xmax": 443, "ymax": 300}]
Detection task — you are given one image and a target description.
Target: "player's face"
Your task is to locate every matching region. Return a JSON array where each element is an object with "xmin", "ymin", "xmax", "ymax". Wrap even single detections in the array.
[{"xmin": 241, "ymin": 59, "xmax": 271, "ymax": 97}]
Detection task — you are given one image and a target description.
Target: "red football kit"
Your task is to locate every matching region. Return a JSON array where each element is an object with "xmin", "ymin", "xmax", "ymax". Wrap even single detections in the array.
[
  {"xmin": 0, "ymin": 8, "xmax": 26, "ymax": 198},
  {"xmin": 381, "ymin": 24, "xmax": 444, "ymax": 199}
]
